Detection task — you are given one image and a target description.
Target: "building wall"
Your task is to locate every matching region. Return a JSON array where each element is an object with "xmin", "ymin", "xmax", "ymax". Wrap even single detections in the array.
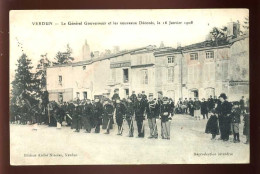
[
  {"xmin": 227, "ymin": 37, "xmax": 249, "ymax": 101},
  {"xmin": 182, "ymin": 46, "xmax": 231, "ymax": 100},
  {"xmin": 46, "ymin": 36, "xmax": 249, "ymax": 102}
]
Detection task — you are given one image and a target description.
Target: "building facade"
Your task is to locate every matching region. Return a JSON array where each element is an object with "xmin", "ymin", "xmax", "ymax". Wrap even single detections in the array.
[{"xmin": 46, "ymin": 32, "xmax": 249, "ymax": 103}]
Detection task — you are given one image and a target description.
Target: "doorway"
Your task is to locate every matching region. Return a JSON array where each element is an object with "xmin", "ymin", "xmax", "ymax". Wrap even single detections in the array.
[{"xmin": 189, "ymin": 89, "xmax": 199, "ymax": 98}]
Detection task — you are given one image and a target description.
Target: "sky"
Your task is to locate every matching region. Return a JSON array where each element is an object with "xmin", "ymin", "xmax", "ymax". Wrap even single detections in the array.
[{"xmin": 9, "ymin": 9, "xmax": 248, "ymax": 81}]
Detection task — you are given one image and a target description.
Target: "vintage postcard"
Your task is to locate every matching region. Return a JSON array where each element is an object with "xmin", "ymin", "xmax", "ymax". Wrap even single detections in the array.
[{"xmin": 9, "ymin": 9, "xmax": 249, "ymax": 165}]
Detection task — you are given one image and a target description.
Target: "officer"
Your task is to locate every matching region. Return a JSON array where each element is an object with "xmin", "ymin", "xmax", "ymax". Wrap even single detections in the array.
[
  {"xmin": 93, "ymin": 96, "xmax": 104, "ymax": 133},
  {"xmin": 160, "ymin": 97, "xmax": 172, "ymax": 140},
  {"xmin": 103, "ymin": 98, "xmax": 114, "ymax": 134},
  {"xmin": 146, "ymin": 94, "xmax": 158, "ymax": 139},
  {"xmin": 134, "ymin": 94, "xmax": 146, "ymax": 138},
  {"xmin": 125, "ymin": 98, "xmax": 135, "ymax": 137},
  {"xmin": 115, "ymin": 98, "xmax": 126, "ymax": 135}
]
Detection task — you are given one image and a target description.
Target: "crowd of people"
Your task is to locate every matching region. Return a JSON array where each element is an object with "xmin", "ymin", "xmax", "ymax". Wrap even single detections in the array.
[{"xmin": 10, "ymin": 90, "xmax": 250, "ymax": 143}]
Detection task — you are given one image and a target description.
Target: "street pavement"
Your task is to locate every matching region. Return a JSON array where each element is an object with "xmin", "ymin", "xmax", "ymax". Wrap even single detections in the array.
[{"xmin": 10, "ymin": 114, "xmax": 249, "ymax": 165}]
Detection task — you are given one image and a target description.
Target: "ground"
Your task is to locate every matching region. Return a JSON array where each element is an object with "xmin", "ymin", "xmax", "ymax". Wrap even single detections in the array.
[{"xmin": 10, "ymin": 114, "xmax": 249, "ymax": 165}]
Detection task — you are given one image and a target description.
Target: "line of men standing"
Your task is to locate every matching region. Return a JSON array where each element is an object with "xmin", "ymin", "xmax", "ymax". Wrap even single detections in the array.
[{"xmin": 43, "ymin": 90, "xmax": 175, "ymax": 139}]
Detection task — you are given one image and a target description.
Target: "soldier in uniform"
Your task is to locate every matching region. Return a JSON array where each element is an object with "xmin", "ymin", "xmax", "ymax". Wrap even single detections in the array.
[
  {"xmin": 146, "ymin": 94, "xmax": 158, "ymax": 139},
  {"xmin": 112, "ymin": 89, "xmax": 120, "ymax": 105},
  {"xmin": 160, "ymin": 97, "xmax": 172, "ymax": 140},
  {"xmin": 115, "ymin": 99, "xmax": 126, "ymax": 135},
  {"xmin": 134, "ymin": 94, "xmax": 146, "ymax": 138},
  {"xmin": 102, "ymin": 98, "xmax": 114, "ymax": 134},
  {"xmin": 230, "ymin": 102, "xmax": 241, "ymax": 143},
  {"xmin": 125, "ymin": 98, "xmax": 135, "ymax": 137},
  {"xmin": 129, "ymin": 91, "xmax": 137, "ymax": 103},
  {"xmin": 82, "ymin": 99, "xmax": 93, "ymax": 133},
  {"xmin": 66, "ymin": 101, "xmax": 75, "ymax": 126},
  {"xmin": 93, "ymin": 96, "xmax": 104, "ymax": 133}
]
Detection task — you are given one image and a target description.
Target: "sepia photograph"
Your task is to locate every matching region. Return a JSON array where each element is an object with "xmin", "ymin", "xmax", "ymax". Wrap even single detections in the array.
[{"xmin": 9, "ymin": 9, "xmax": 249, "ymax": 165}]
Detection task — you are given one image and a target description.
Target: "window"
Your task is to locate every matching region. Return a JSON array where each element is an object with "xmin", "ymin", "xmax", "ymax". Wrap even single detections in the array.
[
  {"xmin": 83, "ymin": 92, "xmax": 87, "ymax": 99},
  {"xmin": 206, "ymin": 51, "xmax": 214, "ymax": 59},
  {"xmin": 168, "ymin": 56, "xmax": 175, "ymax": 63},
  {"xmin": 83, "ymin": 66, "xmax": 86, "ymax": 70},
  {"xmin": 141, "ymin": 69, "xmax": 148, "ymax": 84},
  {"xmin": 58, "ymin": 75, "xmax": 62, "ymax": 85},
  {"xmin": 76, "ymin": 92, "xmax": 80, "ymax": 99},
  {"xmin": 190, "ymin": 53, "xmax": 198, "ymax": 60},
  {"xmin": 58, "ymin": 93, "xmax": 63, "ymax": 103},
  {"xmin": 123, "ymin": 69, "xmax": 129, "ymax": 83},
  {"xmin": 168, "ymin": 67, "xmax": 174, "ymax": 83}
]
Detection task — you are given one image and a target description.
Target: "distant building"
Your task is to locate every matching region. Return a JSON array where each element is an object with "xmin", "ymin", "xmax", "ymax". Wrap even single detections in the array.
[{"xmin": 46, "ymin": 23, "xmax": 249, "ymax": 102}]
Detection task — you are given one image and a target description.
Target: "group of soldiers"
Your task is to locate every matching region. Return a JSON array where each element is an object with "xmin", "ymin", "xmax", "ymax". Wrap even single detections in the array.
[
  {"xmin": 10, "ymin": 90, "xmax": 250, "ymax": 143},
  {"xmin": 11, "ymin": 90, "xmax": 175, "ymax": 139}
]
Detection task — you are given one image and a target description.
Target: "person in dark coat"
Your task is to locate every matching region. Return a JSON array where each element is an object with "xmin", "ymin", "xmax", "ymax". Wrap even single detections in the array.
[
  {"xmin": 134, "ymin": 94, "xmax": 146, "ymax": 138},
  {"xmin": 71, "ymin": 101, "xmax": 82, "ymax": 132},
  {"xmin": 201, "ymin": 98, "xmax": 209, "ymax": 119},
  {"xmin": 125, "ymin": 98, "xmax": 135, "ymax": 137},
  {"xmin": 243, "ymin": 107, "xmax": 250, "ymax": 144},
  {"xmin": 66, "ymin": 101, "xmax": 75, "ymax": 126},
  {"xmin": 207, "ymin": 95, "xmax": 215, "ymax": 112},
  {"xmin": 218, "ymin": 93, "xmax": 232, "ymax": 141},
  {"xmin": 93, "ymin": 97, "xmax": 104, "ymax": 133},
  {"xmin": 115, "ymin": 99, "xmax": 126, "ymax": 135},
  {"xmin": 205, "ymin": 109, "xmax": 219, "ymax": 140},
  {"xmin": 102, "ymin": 98, "xmax": 114, "ymax": 134},
  {"xmin": 188, "ymin": 98, "xmax": 194, "ymax": 116},
  {"xmin": 239, "ymin": 96, "xmax": 245, "ymax": 114},
  {"xmin": 82, "ymin": 99, "xmax": 93, "ymax": 133},
  {"xmin": 129, "ymin": 91, "xmax": 137, "ymax": 104},
  {"xmin": 160, "ymin": 97, "xmax": 172, "ymax": 140},
  {"xmin": 230, "ymin": 102, "xmax": 241, "ymax": 143},
  {"xmin": 146, "ymin": 95, "xmax": 158, "ymax": 139}
]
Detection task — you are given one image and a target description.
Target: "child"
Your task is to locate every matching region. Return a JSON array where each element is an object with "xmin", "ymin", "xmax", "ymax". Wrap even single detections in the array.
[
  {"xmin": 243, "ymin": 107, "xmax": 250, "ymax": 144},
  {"xmin": 205, "ymin": 109, "xmax": 219, "ymax": 140},
  {"xmin": 230, "ymin": 102, "xmax": 241, "ymax": 143}
]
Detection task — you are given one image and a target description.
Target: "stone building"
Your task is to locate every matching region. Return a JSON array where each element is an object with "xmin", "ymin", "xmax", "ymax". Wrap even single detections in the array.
[{"xmin": 46, "ymin": 25, "xmax": 249, "ymax": 103}]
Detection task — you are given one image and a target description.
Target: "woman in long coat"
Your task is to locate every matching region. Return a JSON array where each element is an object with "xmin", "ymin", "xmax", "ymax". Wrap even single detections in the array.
[
  {"xmin": 82, "ymin": 99, "xmax": 93, "ymax": 133},
  {"xmin": 218, "ymin": 93, "xmax": 232, "ymax": 141},
  {"xmin": 71, "ymin": 101, "xmax": 82, "ymax": 132}
]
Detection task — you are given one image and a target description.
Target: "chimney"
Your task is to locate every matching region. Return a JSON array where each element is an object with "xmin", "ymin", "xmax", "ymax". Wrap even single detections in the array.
[
  {"xmin": 159, "ymin": 41, "xmax": 165, "ymax": 48},
  {"xmin": 227, "ymin": 22, "xmax": 240, "ymax": 38}
]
